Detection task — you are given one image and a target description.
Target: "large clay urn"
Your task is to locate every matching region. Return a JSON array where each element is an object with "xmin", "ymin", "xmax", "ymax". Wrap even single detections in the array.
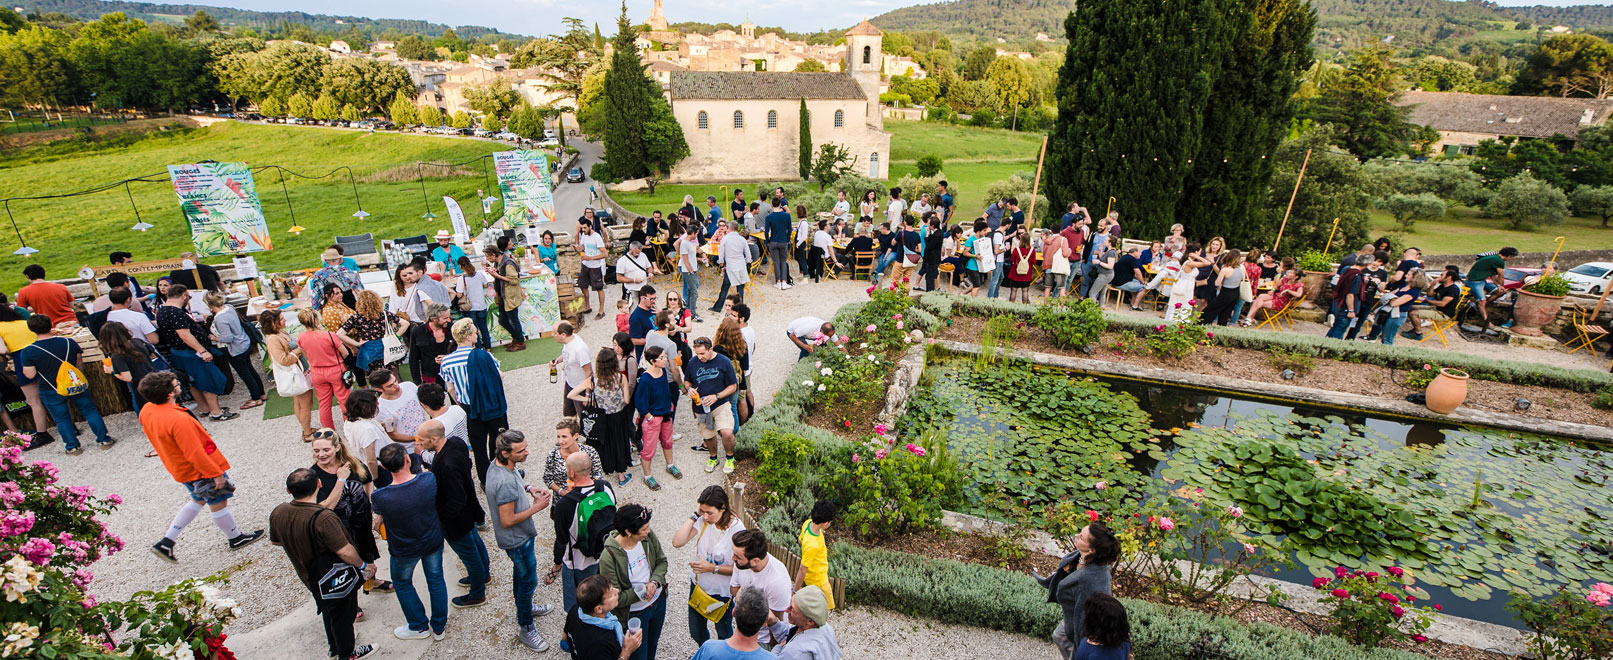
[
  {"xmin": 1299, "ymin": 271, "xmax": 1330, "ymax": 308},
  {"xmin": 1510, "ymin": 290, "xmax": 1564, "ymax": 336},
  {"xmin": 1425, "ymin": 368, "xmax": 1469, "ymax": 415}
]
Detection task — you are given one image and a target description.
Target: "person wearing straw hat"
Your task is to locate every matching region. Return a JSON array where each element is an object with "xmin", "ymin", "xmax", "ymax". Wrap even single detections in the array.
[
  {"xmin": 309, "ymin": 248, "xmax": 362, "ymax": 310},
  {"xmin": 430, "ymin": 231, "xmax": 467, "ymax": 275},
  {"xmin": 773, "ymin": 586, "xmax": 841, "ymax": 660}
]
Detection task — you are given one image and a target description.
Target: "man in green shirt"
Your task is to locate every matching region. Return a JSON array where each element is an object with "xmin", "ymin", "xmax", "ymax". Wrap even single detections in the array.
[{"xmin": 1465, "ymin": 246, "xmax": 1517, "ymax": 327}]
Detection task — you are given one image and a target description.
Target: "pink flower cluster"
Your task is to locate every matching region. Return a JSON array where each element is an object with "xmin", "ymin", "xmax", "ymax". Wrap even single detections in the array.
[
  {"xmin": 902, "ymin": 443, "xmax": 927, "ymax": 457},
  {"xmin": 1589, "ymin": 582, "xmax": 1613, "ymax": 607},
  {"xmin": 0, "ymin": 482, "xmax": 24, "ymax": 508},
  {"xmin": 0, "ymin": 510, "xmax": 36, "ymax": 539},
  {"xmin": 19, "ymin": 537, "xmax": 55, "ymax": 565},
  {"xmin": 0, "ymin": 445, "xmax": 23, "ymax": 470},
  {"xmin": 71, "ymin": 568, "xmax": 93, "ymax": 590},
  {"xmin": 1155, "ymin": 517, "xmax": 1175, "ymax": 531}
]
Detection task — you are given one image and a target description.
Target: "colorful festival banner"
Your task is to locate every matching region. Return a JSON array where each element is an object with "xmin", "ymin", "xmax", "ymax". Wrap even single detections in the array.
[
  {"xmin": 494, "ymin": 150, "xmax": 555, "ymax": 226},
  {"xmin": 488, "ymin": 270, "xmax": 562, "ymax": 342},
  {"xmin": 167, "ymin": 162, "xmax": 273, "ymax": 256}
]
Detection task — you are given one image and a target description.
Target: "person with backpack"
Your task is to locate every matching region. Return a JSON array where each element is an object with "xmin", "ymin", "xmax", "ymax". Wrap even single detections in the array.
[
  {"xmin": 269, "ymin": 468, "xmax": 381, "ymax": 660},
  {"xmin": 550, "ymin": 449, "xmax": 617, "ymax": 617},
  {"xmin": 140, "ymin": 371, "xmax": 264, "ymax": 562},
  {"xmin": 17, "ymin": 314, "xmax": 114, "ymax": 454}
]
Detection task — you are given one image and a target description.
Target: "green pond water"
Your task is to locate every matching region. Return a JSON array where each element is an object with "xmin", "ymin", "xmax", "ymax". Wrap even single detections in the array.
[{"xmin": 899, "ymin": 355, "xmax": 1613, "ymax": 629}]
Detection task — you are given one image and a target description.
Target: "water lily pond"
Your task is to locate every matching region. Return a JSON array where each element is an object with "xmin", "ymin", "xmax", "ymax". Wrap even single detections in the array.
[{"xmin": 899, "ymin": 355, "xmax": 1613, "ymax": 628}]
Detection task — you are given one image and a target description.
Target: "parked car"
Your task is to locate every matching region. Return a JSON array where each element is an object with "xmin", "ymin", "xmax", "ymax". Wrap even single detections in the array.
[
  {"xmin": 538, "ymin": 138, "xmax": 559, "ymax": 148},
  {"xmin": 373, "ymin": 120, "xmax": 396, "ymax": 130},
  {"xmin": 243, "ymin": 113, "xmax": 263, "ymax": 121},
  {"xmin": 1501, "ymin": 267, "xmax": 1544, "ymax": 292},
  {"xmin": 493, "ymin": 131, "xmax": 519, "ymax": 141},
  {"xmin": 543, "ymin": 129, "xmax": 557, "ymax": 140},
  {"xmin": 473, "ymin": 128, "xmax": 491, "ymax": 137},
  {"xmin": 1562, "ymin": 262, "xmax": 1613, "ymax": 295},
  {"xmin": 287, "ymin": 117, "xmax": 306, "ymax": 125},
  {"xmin": 567, "ymin": 167, "xmax": 585, "ymax": 183}
]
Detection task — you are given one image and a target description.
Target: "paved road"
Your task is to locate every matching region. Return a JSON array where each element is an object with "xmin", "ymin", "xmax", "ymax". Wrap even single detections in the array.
[{"xmin": 549, "ymin": 136, "xmax": 603, "ymax": 227}]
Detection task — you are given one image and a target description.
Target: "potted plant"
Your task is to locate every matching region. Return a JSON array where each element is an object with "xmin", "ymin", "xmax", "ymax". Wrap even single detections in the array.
[
  {"xmin": 1296, "ymin": 249, "xmax": 1335, "ymax": 307},
  {"xmin": 1512, "ymin": 273, "xmax": 1570, "ymax": 336}
]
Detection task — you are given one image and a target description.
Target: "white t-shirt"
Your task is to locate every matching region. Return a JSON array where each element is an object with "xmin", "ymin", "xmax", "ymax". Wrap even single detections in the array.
[
  {"xmin": 911, "ymin": 200, "xmax": 932, "ymax": 217},
  {"xmin": 376, "ymin": 382, "xmax": 427, "ymax": 439},
  {"xmin": 624, "ymin": 544, "xmax": 659, "ymax": 612},
  {"xmin": 795, "ymin": 219, "xmax": 811, "ymax": 246},
  {"xmin": 432, "ymin": 404, "xmax": 468, "ymax": 442},
  {"xmin": 832, "ymin": 200, "xmax": 851, "ymax": 221},
  {"xmin": 692, "ymin": 519, "xmax": 745, "ymax": 596},
  {"xmin": 343, "ymin": 418, "xmax": 390, "ymax": 461},
  {"xmin": 389, "ymin": 286, "xmax": 431, "ymax": 321},
  {"xmin": 457, "ymin": 271, "xmax": 489, "ymax": 311},
  {"xmin": 812, "ymin": 229, "xmax": 834, "ymax": 251},
  {"xmin": 616, "ymin": 253, "xmax": 653, "ymax": 292},
  {"xmin": 560, "ymin": 337, "xmax": 591, "ymax": 386},
  {"xmin": 107, "ymin": 308, "xmax": 157, "ymax": 338},
  {"xmin": 887, "ymin": 199, "xmax": 906, "ymax": 223},
  {"xmin": 739, "ymin": 326, "xmax": 756, "ymax": 376},
  {"xmin": 942, "ymin": 236, "xmax": 957, "ymax": 258},
  {"xmin": 578, "ymin": 232, "xmax": 607, "ymax": 269},
  {"xmin": 677, "ymin": 234, "xmax": 700, "ymax": 273},
  {"xmin": 729, "ymin": 556, "xmax": 794, "ymax": 643},
  {"xmin": 787, "ymin": 316, "xmax": 827, "ymax": 339}
]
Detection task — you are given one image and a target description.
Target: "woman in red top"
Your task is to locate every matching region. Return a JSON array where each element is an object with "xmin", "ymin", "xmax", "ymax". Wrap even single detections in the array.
[
  {"xmin": 297, "ymin": 307, "xmax": 350, "ymax": 429},
  {"xmin": 1241, "ymin": 268, "xmax": 1305, "ymax": 327},
  {"xmin": 1003, "ymin": 228, "xmax": 1037, "ymax": 304}
]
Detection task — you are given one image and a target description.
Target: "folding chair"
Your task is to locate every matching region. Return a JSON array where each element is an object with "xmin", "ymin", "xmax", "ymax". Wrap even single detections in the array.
[
  {"xmin": 937, "ymin": 262, "xmax": 955, "ymax": 290},
  {"xmin": 1563, "ymin": 304, "xmax": 1610, "ymax": 355},
  {"xmin": 1253, "ymin": 296, "xmax": 1299, "ymax": 331},
  {"xmin": 1417, "ymin": 289, "xmax": 1468, "ymax": 348},
  {"xmin": 743, "ymin": 257, "xmax": 766, "ymax": 304},
  {"xmin": 851, "ymin": 252, "xmax": 876, "ymax": 281}
]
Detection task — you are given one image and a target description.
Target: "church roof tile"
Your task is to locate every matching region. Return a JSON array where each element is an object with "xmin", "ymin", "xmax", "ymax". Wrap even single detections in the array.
[{"xmin": 669, "ymin": 71, "xmax": 867, "ymax": 100}]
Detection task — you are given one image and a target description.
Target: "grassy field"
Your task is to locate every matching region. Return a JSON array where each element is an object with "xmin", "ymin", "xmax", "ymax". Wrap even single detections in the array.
[
  {"xmin": 884, "ymin": 119, "xmax": 1044, "ymax": 162},
  {"xmin": 1368, "ymin": 206, "xmax": 1610, "ymax": 259},
  {"xmin": 888, "ymin": 160, "xmax": 1034, "ymax": 215},
  {"xmin": 1, "ymin": 114, "xmax": 126, "ymax": 136},
  {"xmin": 0, "ymin": 122, "xmax": 513, "ymax": 291}
]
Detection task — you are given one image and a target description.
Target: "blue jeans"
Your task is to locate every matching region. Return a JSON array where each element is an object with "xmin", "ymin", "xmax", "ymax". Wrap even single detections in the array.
[
  {"xmin": 1367, "ymin": 313, "xmax": 1406, "ymax": 345},
  {"xmin": 986, "ymin": 262, "xmax": 1006, "ymax": 298},
  {"xmin": 445, "ymin": 530, "xmax": 489, "ymax": 600},
  {"xmin": 1326, "ymin": 301, "xmax": 1359, "ymax": 339},
  {"xmin": 627, "ymin": 592, "xmax": 669, "ymax": 660},
  {"xmin": 872, "ymin": 252, "xmax": 898, "ymax": 285},
  {"xmin": 561, "ymin": 563, "xmax": 599, "ymax": 617},
  {"xmin": 468, "ymin": 309, "xmax": 492, "ymax": 350},
  {"xmin": 39, "ymin": 388, "xmax": 108, "ymax": 451},
  {"xmin": 1077, "ymin": 261, "xmax": 1097, "ymax": 297},
  {"xmin": 506, "ymin": 539, "xmax": 539, "ymax": 627},
  {"xmin": 1231, "ymin": 299, "xmax": 1247, "ymax": 323},
  {"xmin": 687, "ymin": 591, "xmax": 733, "ymax": 646},
  {"xmin": 390, "ymin": 550, "xmax": 448, "ymax": 634},
  {"xmin": 681, "ymin": 271, "xmax": 700, "ymax": 314}
]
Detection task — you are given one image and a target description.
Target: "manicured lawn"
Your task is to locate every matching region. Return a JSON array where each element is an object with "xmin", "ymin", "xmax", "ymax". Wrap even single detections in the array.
[
  {"xmin": 609, "ymin": 184, "xmax": 736, "ymax": 219},
  {"xmin": 1367, "ymin": 205, "xmax": 1610, "ymax": 260},
  {"xmin": 884, "ymin": 119, "xmax": 1044, "ymax": 162},
  {"xmin": 889, "ymin": 160, "xmax": 1035, "ymax": 216},
  {"xmin": 0, "ymin": 122, "xmax": 513, "ymax": 291}
]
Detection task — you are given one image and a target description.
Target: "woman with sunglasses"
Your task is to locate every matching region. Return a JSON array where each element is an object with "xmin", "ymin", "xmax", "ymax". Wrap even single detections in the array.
[{"xmin": 309, "ymin": 428, "xmax": 393, "ymax": 617}]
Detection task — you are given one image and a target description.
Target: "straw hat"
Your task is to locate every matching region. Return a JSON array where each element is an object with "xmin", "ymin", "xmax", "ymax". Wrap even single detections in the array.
[
  {"xmin": 434, "ymin": 229, "xmax": 453, "ymax": 240},
  {"xmin": 321, "ymin": 248, "xmax": 342, "ymax": 262}
]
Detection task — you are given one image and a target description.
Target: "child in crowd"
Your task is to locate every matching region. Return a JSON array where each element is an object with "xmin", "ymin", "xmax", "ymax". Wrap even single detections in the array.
[
  {"xmin": 795, "ymin": 500, "xmax": 838, "ymax": 611},
  {"xmin": 1074, "ymin": 593, "xmax": 1131, "ymax": 660},
  {"xmin": 615, "ymin": 299, "xmax": 631, "ymax": 334}
]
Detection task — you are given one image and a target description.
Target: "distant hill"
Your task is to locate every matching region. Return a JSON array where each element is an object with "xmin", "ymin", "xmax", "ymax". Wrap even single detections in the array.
[
  {"xmin": 869, "ymin": 0, "xmax": 1612, "ymax": 49},
  {"xmin": 24, "ymin": 0, "xmax": 529, "ymax": 40}
]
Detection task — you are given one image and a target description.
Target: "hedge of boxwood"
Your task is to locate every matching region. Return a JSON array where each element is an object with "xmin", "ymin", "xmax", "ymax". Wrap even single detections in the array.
[
  {"xmin": 738, "ymin": 298, "xmax": 1427, "ymax": 659},
  {"xmin": 917, "ymin": 292, "xmax": 1613, "ymax": 393}
]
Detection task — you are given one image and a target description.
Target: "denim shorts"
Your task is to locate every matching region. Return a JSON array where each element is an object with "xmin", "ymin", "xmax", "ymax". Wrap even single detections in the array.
[
  {"xmin": 1466, "ymin": 279, "xmax": 1497, "ymax": 298},
  {"xmin": 183, "ymin": 471, "xmax": 235, "ymax": 506}
]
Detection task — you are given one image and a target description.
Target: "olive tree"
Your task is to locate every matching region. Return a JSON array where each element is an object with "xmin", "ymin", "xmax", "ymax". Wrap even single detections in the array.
[
  {"xmin": 1484, "ymin": 173, "xmax": 1568, "ymax": 230},
  {"xmin": 1380, "ymin": 193, "xmax": 1446, "ymax": 231}
]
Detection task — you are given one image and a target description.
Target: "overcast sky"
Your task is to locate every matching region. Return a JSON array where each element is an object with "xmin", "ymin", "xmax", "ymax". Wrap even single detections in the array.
[{"xmin": 171, "ymin": 0, "xmax": 911, "ymax": 38}]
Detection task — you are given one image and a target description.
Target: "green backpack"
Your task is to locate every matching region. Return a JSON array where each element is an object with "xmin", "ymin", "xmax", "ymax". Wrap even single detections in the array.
[{"xmin": 572, "ymin": 486, "xmax": 617, "ymax": 559}]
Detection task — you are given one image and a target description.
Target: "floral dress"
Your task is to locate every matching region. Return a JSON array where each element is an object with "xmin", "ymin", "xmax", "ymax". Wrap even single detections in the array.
[{"xmin": 585, "ymin": 377, "xmax": 634, "ymax": 476}]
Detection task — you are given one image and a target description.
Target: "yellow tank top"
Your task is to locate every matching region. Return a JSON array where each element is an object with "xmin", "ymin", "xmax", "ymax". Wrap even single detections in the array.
[
  {"xmin": 0, "ymin": 320, "xmax": 35, "ymax": 354},
  {"xmin": 798, "ymin": 519, "xmax": 835, "ymax": 609}
]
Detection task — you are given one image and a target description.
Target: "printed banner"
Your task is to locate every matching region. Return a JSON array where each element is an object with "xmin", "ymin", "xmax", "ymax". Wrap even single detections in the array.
[
  {"xmin": 167, "ymin": 162, "xmax": 273, "ymax": 256},
  {"xmin": 488, "ymin": 269, "xmax": 562, "ymax": 342},
  {"xmin": 494, "ymin": 150, "xmax": 555, "ymax": 226},
  {"xmin": 443, "ymin": 195, "xmax": 470, "ymax": 240}
]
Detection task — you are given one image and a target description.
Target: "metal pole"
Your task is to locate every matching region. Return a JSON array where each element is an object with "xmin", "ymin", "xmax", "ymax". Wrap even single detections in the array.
[
  {"xmin": 1322, "ymin": 217, "xmax": 1340, "ymax": 255},
  {"xmin": 125, "ymin": 181, "xmax": 144, "ymax": 225},
  {"xmin": 1027, "ymin": 135, "xmax": 1048, "ymax": 227},
  {"xmin": 418, "ymin": 163, "xmax": 435, "ymax": 219},
  {"xmin": 277, "ymin": 167, "xmax": 296, "ymax": 226},
  {"xmin": 1272, "ymin": 148, "xmax": 1312, "ymax": 253},
  {"xmin": 347, "ymin": 167, "xmax": 365, "ymax": 215}
]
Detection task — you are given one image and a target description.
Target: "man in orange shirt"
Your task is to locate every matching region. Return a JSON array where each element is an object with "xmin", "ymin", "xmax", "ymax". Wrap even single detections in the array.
[
  {"xmin": 138, "ymin": 371, "xmax": 263, "ymax": 562},
  {"xmin": 15, "ymin": 265, "xmax": 76, "ymax": 325}
]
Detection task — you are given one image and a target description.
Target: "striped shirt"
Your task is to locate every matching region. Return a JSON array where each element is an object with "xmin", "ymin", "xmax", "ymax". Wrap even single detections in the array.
[{"xmin": 439, "ymin": 346, "xmax": 493, "ymax": 406}]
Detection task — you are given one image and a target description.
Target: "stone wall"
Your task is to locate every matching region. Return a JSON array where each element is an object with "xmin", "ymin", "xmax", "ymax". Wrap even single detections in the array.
[
  {"xmin": 1420, "ymin": 248, "xmax": 1613, "ymax": 272},
  {"xmin": 668, "ymin": 97, "xmax": 890, "ymax": 182}
]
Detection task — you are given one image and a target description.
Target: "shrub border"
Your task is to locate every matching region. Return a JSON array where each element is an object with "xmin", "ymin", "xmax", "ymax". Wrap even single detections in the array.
[{"xmin": 916, "ymin": 292, "xmax": 1613, "ymax": 393}]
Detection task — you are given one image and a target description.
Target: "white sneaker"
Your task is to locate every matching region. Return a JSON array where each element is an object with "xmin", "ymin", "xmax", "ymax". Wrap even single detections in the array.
[
  {"xmin": 394, "ymin": 625, "xmax": 430, "ymax": 640},
  {"xmin": 518, "ymin": 624, "xmax": 550, "ymax": 652},
  {"xmin": 672, "ymin": 433, "xmax": 683, "ymax": 441},
  {"xmin": 781, "ymin": 282, "xmax": 793, "ymax": 290}
]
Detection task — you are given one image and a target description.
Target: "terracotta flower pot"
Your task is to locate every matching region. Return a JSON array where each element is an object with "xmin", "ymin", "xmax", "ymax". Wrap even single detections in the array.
[
  {"xmin": 1510, "ymin": 290, "xmax": 1564, "ymax": 336},
  {"xmin": 1425, "ymin": 368, "xmax": 1469, "ymax": 415},
  {"xmin": 1299, "ymin": 271, "xmax": 1330, "ymax": 308}
]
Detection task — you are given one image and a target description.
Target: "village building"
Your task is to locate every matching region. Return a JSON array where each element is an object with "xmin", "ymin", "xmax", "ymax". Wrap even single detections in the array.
[{"xmin": 1399, "ymin": 90, "xmax": 1613, "ymax": 155}]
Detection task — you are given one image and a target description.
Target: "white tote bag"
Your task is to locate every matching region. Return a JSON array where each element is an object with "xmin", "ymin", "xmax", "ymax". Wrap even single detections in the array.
[
  {"xmin": 381, "ymin": 327, "xmax": 408, "ymax": 365},
  {"xmin": 270, "ymin": 353, "xmax": 312, "ymax": 397}
]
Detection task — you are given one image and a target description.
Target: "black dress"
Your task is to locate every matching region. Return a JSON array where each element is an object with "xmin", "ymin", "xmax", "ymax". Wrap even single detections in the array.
[
  {"xmin": 312, "ymin": 463, "xmax": 378, "ymax": 562},
  {"xmin": 584, "ymin": 379, "xmax": 634, "ymax": 476}
]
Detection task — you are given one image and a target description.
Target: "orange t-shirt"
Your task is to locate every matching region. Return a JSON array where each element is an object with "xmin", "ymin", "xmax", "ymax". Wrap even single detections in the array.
[
  {"xmin": 16, "ymin": 281, "xmax": 76, "ymax": 324},
  {"xmin": 141, "ymin": 401, "xmax": 230, "ymax": 483}
]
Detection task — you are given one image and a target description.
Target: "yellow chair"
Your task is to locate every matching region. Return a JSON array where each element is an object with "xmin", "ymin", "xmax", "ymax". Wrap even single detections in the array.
[
  {"xmin": 938, "ymin": 262, "xmax": 956, "ymax": 289},
  {"xmin": 1253, "ymin": 296, "xmax": 1299, "ymax": 331},
  {"xmin": 1563, "ymin": 304, "xmax": 1610, "ymax": 355},
  {"xmin": 744, "ymin": 257, "xmax": 766, "ymax": 304},
  {"xmin": 1104, "ymin": 286, "xmax": 1126, "ymax": 310},
  {"xmin": 1417, "ymin": 288, "xmax": 1468, "ymax": 348},
  {"xmin": 851, "ymin": 252, "xmax": 876, "ymax": 281}
]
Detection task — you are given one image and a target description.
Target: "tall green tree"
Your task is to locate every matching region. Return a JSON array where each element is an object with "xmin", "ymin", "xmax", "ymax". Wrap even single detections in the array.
[
  {"xmin": 463, "ymin": 82, "xmax": 522, "ymax": 118},
  {"xmin": 0, "ymin": 26, "xmax": 76, "ymax": 107},
  {"xmin": 602, "ymin": 4, "xmax": 687, "ymax": 182},
  {"xmin": 799, "ymin": 99, "xmax": 812, "ymax": 180},
  {"xmin": 0, "ymin": 7, "xmax": 26, "ymax": 34},
  {"xmin": 1516, "ymin": 33, "xmax": 1613, "ymax": 98},
  {"xmin": 388, "ymin": 91, "xmax": 417, "ymax": 125},
  {"xmin": 419, "ymin": 104, "xmax": 443, "ymax": 127},
  {"xmin": 320, "ymin": 58, "xmax": 412, "ymax": 113},
  {"xmin": 286, "ymin": 91, "xmax": 312, "ymax": 118},
  {"xmin": 1307, "ymin": 46, "xmax": 1413, "ymax": 159},
  {"xmin": 962, "ymin": 45, "xmax": 996, "ymax": 81},
  {"xmin": 1176, "ymin": 0, "xmax": 1315, "ymax": 249},
  {"xmin": 1043, "ymin": 0, "xmax": 1235, "ymax": 236},
  {"xmin": 1265, "ymin": 125, "xmax": 1374, "ymax": 253},
  {"xmin": 311, "ymin": 94, "xmax": 339, "ymax": 120}
]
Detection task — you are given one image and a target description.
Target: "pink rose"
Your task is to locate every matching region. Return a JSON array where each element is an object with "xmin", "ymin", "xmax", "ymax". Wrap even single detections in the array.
[
  {"xmin": 1331, "ymin": 588, "xmax": 1350, "ymax": 599},
  {"xmin": 865, "ymin": 324, "xmax": 877, "ymax": 333},
  {"xmin": 1413, "ymin": 635, "xmax": 1428, "ymax": 643},
  {"xmin": 1227, "ymin": 505, "xmax": 1243, "ymax": 518},
  {"xmin": 1094, "ymin": 481, "xmax": 1108, "ymax": 490},
  {"xmin": 874, "ymin": 423, "xmax": 888, "ymax": 435},
  {"xmin": 910, "ymin": 446, "xmax": 926, "ymax": 457},
  {"xmin": 903, "ymin": 442, "xmax": 914, "ymax": 451},
  {"xmin": 1086, "ymin": 510, "xmax": 1100, "ymax": 522},
  {"xmin": 1387, "ymin": 566, "xmax": 1404, "ymax": 577},
  {"xmin": 1174, "ymin": 303, "xmax": 1183, "ymax": 308},
  {"xmin": 838, "ymin": 335, "xmax": 849, "ymax": 344},
  {"xmin": 1391, "ymin": 605, "xmax": 1404, "ymax": 619},
  {"xmin": 892, "ymin": 314, "xmax": 903, "ymax": 320},
  {"xmin": 1157, "ymin": 517, "xmax": 1175, "ymax": 531},
  {"xmin": 1312, "ymin": 577, "xmax": 1330, "ymax": 589},
  {"xmin": 1433, "ymin": 603, "xmax": 1442, "ymax": 611},
  {"xmin": 1334, "ymin": 567, "xmax": 1348, "ymax": 578},
  {"xmin": 851, "ymin": 453, "xmax": 860, "ymax": 463},
  {"xmin": 874, "ymin": 449, "xmax": 887, "ymax": 460},
  {"xmin": 866, "ymin": 286, "xmax": 876, "ymax": 295},
  {"xmin": 895, "ymin": 321, "xmax": 904, "ymax": 330},
  {"xmin": 1206, "ymin": 332, "xmax": 1214, "ymax": 338},
  {"xmin": 1242, "ymin": 543, "xmax": 1256, "ymax": 554}
]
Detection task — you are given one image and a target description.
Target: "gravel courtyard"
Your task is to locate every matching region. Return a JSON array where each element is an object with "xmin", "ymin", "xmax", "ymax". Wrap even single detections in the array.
[{"xmin": 52, "ymin": 275, "xmax": 1058, "ymax": 659}]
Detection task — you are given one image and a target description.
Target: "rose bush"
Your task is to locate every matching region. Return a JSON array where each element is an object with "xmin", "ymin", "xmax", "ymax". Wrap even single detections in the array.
[
  {"xmin": 820, "ymin": 429, "xmax": 961, "ymax": 539},
  {"xmin": 0, "ymin": 431, "xmax": 237, "ymax": 659},
  {"xmin": 1315, "ymin": 566, "xmax": 1438, "ymax": 648},
  {"xmin": 1507, "ymin": 583, "xmax": 1613, "ymax": 660}
]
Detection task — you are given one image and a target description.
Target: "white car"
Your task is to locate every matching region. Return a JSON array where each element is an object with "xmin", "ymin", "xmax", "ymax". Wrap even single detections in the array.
[
  {"xmin": 538, "ymin": 138, "xmax": 559, "ymax": 148},
  {"xmin": 494, "ymin": 131, "xmax": 519, "ymax": 141},
  {"xmin": 1562, "ymin": 261, "xmax": 1613, "ymax": 295}
]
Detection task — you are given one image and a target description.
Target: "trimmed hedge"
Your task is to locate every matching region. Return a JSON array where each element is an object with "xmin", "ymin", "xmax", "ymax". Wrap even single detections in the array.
[
  {"xmin": 918, "ymin": 292, "xmax": 1613, "ymax": 393},
  {"xmin": 829, "ymin": 542, "xmax": 1424, "ymax": 660}
]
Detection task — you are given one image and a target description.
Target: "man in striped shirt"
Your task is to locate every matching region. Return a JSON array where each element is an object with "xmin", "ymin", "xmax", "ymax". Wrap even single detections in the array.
[{"xmin": 440, "ymin": 319, "xmax": 509, "ymax": 485}]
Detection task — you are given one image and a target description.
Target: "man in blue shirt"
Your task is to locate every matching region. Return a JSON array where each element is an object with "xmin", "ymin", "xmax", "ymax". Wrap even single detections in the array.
[
  {"xmin": 936, "ymin": 181, "xmax": 954, "ymax": 224},
  {"xmin": 627, "ymin": 286, "xmax": 658, "ymax": 361},
  {"xmin": 430, "ymin": 231, "xmax": 467, "ymax": 275},
  {"xmin": 730, "ymin": 190, "xmax": 746, "ymax": 222},
  {"xmin": 371, "ymin": 443, "xmax": 449, "ymax": 640},
  {"xmin": 1060, "ymin": 201, "xmax": 1089, "ymax": 231},
  {"xmin": 706, "ymin": 195, "xmax": 725, "ymax": 229},
  {"xmin": 983, "ymin": 199, "xmax": 1005, "ymax": 230},
  {"xmin": 1003, "ymin": 197, "xmax": 1025, "ymax": 236},
  {"xmin": 764, "ymin": 204, "xmax": 794, "ymax": 288},
  {"xmin": 684, "ymin": 337, "xmax": 738, "ymax": 475}
]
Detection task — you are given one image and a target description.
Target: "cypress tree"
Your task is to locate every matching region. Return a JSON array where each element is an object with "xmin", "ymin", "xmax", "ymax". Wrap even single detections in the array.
[
  {"xmin": 603, "ymin": 4, "xmax": 649, "ymax": 178},
  {"xmin": 799, "ymin": 98, "xmax": 812, "ymax": 181},
  {"xmin": 1177, "ymin": 0, "xmax": 1316, "ymax": 249}
]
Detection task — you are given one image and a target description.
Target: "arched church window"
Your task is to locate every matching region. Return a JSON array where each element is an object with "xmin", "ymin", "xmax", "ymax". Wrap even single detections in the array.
[{"xmin": 697, "ymin": 111, "xmax": 708, "ymax": 130}]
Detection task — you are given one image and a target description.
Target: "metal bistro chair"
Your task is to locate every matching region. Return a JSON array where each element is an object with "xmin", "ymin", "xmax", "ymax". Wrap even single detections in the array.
[
  {"xmin": 1253, "ymin": 296, "xmax": 1299, "ymax": 331},
  {"xmin": 1563, "ymin": 304, "xmax": 1610, "ymax": 355},
  {"xmin": 1417, "ymin": 288, "xmax": 1469, "ymax": 348},
  {"xmin": 743, "ymin": 256, "xmax": 767, "ymax": 305},
  {"xmin": 850, "ymin": 252, "xmax": 876, "ymax": 281}
]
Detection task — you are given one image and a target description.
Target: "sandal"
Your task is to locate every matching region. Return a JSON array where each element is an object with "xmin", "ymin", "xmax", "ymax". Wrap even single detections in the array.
[
  {"xmin": 302, "ymin": 431, "xmax": 315, "ymax": 443},
  {"xmin": 144, "ymin": 449, "xmax": 159, "ymax": 458},
  {"xmin": 239, "ymin": 399, "xmax": 265, "ymax": 410}
]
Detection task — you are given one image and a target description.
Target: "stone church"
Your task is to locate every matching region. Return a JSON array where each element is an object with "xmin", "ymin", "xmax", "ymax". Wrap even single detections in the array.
[{"xmin": 667, "ymin": 21, "xmax": 891, "ymax": 183}]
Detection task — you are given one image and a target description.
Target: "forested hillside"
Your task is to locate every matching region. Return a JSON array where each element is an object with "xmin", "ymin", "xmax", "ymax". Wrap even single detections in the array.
[{"xmin": 23, "ymin": 0, "xmax": 526, "ymax": 40}]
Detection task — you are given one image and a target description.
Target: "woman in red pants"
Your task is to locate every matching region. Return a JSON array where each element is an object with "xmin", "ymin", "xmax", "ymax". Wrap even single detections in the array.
[{"xmin": 297, "ymin": 308, "xmax": 350, "ymax": 429}]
